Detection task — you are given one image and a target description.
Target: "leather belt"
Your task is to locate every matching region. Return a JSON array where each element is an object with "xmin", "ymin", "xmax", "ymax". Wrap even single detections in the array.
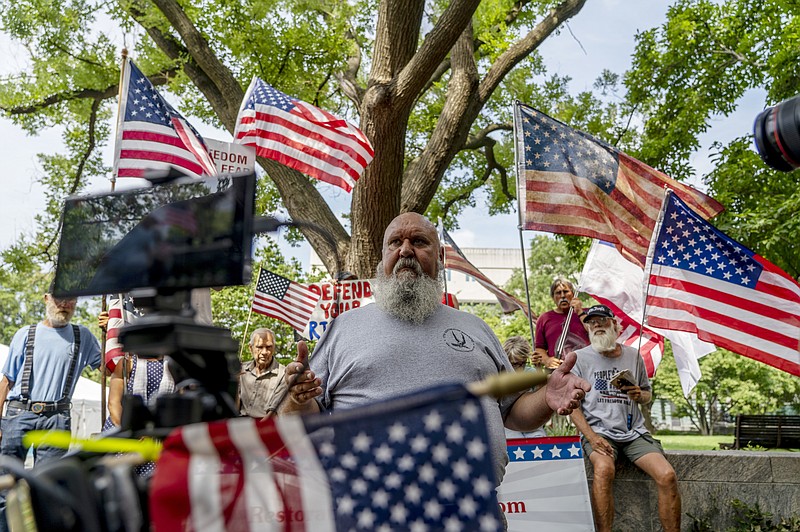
[{"xmin": 7, "ymin": 400, "xmax": 71, "ymax": 414}]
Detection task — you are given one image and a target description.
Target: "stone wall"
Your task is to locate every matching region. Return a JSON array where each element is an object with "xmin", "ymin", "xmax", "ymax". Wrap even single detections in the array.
[{"xmin": 583, "ymin": 450, "xmax": 800, "ymax": 531}]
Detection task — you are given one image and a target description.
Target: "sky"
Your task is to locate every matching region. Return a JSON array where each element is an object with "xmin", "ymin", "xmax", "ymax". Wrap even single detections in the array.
[{"xmin": 0, "ymin": 1, "xmax": 763, "ymax": 269}]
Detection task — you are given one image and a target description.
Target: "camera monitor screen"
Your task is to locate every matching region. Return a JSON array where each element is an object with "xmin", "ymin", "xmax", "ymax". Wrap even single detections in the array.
[{"xmin": 53, "ymin": 172, "xmax": 255, "ymax": 298}]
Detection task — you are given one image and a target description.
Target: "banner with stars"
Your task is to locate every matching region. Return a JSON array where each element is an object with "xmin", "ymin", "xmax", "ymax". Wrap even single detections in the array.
[
  {"xmin": 513, "ymin": 102, "xmax": 723, "ymax": 268},
  {"xmin": 645, "ymin": 191, "xmax": 800, "ymax": 376},
  {"xmin": 498, "ymin": 435, "xmax": 594, "ymax": 531},
  {"xmin": 150, "ymin": 385, "xmax": 503, "ymax": 531}
]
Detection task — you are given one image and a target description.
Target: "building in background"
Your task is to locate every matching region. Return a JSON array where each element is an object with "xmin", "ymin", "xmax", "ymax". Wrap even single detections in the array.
[{"xmin": 309, "ymin": 247, "xmax": 523, "ymax": 305}]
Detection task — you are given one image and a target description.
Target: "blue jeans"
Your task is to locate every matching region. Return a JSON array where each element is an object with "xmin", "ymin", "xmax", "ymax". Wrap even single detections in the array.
[{"xmin": 0, "ymin": 406, "xmax": 71, "ymax": 532}]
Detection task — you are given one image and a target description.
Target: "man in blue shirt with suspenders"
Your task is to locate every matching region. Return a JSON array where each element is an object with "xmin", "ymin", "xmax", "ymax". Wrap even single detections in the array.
[{"xmin": 0, "ymin": 288, "xmax": 101, "ymax": 530}]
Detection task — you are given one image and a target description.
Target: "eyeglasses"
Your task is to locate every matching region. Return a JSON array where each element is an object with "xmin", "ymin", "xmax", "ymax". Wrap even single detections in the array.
[{"xmin": 585, "ymin": 317, "xmax": 611, "ymax": 327}]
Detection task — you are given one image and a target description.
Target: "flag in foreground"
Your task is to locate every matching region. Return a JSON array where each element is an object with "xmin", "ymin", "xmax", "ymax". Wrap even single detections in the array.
[
  {"xmin": 646, "ymin": 192, "xmax": 800, "ymax": 377},
  {"xmin": 581, "ymin": 240, "xmax": 716, "ymax": 395},
  {"xmin": 252, "ymin": 269, "xmax": 321, "ymax": 332},
  {"xmin": 513, "ymin": 102, "xmax": 723, "ymax": 267},
  {"xmin": 104, "ymin": 294, "xmax": 141, "ymax": 372},
  {"xmin": 150, "ymin": 385, "xmax": 502, "ymax": 531},
  {"xmin": 442, "ymin": 228, "xmax": 528, "ymax": 315},
  {"xmin": 234, "ymin": 77, "xmax": 374, "ymax": 192},
  {"xmin": 114, "ymin": 58, "xmax": 217, "ymax": 179}
]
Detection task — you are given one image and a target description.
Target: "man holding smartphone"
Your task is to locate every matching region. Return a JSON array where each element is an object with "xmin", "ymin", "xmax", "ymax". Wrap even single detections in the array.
[{"xmin": 569, "ymin": 305, "xmax": 681, "ymax": 532}]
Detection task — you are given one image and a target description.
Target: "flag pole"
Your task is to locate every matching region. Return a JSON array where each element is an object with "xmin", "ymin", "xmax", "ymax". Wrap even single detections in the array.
[
  {"xmin": 239, "ymin": 264, "xmax": 262, "ymax": 362},
  {"xmin": 640, "ymin": 188, "xmax": 672, "ymax": 346},
  {"xmin": 512, "ymin": 102, "xmax": 537, "ymax": 353},
  {"xmin": 438, "ymin": 219, "xmax": 450, "ymax": 299},
  {"xmin": 100, "ymin": 48, "xmax": 130, "ymax": 425}
]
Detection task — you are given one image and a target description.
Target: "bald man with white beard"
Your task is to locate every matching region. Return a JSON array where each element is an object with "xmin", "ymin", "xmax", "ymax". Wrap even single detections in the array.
[{"xmin": 282, "ymin": 212, "xmax": 591, "ymax": 485}]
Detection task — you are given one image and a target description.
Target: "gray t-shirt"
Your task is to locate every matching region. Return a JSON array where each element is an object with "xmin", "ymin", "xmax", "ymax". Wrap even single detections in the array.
[
  {"xmin": 572, "ymin": 344, "xmax": 650, "ymax": 442},
  {"xmin": 310, "ymin": 303, "xmax": 519, "ymax": 483}
]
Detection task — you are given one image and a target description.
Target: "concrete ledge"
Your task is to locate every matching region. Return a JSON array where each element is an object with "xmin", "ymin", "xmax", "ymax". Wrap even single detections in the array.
[{"xmin": 583, "ymin": 450, "xmax": 800, "ymax": 531}]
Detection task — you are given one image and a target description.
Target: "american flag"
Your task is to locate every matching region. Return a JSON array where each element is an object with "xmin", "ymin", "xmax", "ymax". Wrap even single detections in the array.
[
  {"xmin": 252, "ymin": 269, "xmax": 321, "ymax": 332},
  {"xmin": 234, "ymin": 77, "xmax": 374, "ymax": 192},
  {"xmin": 150, "ymin": 385, "xmax": 502, "ymax": 531},
  {"xmin": 580, "ymin": 239, "xmax": 716, "ymax": 396},
  {"xmin": 513, "ymin": 102, "xmax": 723, "ymax": 268},
  {"xmin": 441, "ymin": 228, "xmax": 528, "ymax": 315},
  {"xmin": 114, "ymin": 58, "xmax": 217, "ymax": 179},
  {"xmin": 104, "ymin": 294, "xmax": 141, "ymax": 371},
  {"xmin": 645, "ymin": 192, "xmax": 800, "ymax": 377}
]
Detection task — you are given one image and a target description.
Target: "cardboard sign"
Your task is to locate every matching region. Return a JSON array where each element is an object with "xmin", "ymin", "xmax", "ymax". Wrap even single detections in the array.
[
  {"xmin": 498, "ymin": 436, "xmax": 594, "ymax": 531},
  {"xmin": 206, "ymin": 138, "xmax": 256, "ymax": 174},
  {"xmin": 301, "ymin": 279, "xmax": 375, "ymax": 340}
]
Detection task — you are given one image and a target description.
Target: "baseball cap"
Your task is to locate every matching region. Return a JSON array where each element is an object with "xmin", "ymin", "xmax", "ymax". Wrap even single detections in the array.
[{"xmin": 583, "ymin": 304, "xmax": 614, "ymax": 320}]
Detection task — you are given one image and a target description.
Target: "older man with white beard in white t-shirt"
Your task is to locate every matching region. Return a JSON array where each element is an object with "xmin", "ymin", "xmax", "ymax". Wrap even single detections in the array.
[{"xmin": 570, "ymin": 304, "xmax": 681, "ymax": 532}]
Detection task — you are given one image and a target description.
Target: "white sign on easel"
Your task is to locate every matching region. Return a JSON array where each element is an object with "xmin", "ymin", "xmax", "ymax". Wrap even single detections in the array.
[{"xmin": 498, "ymin": 435, "xmax": 595, "ymax": 531}]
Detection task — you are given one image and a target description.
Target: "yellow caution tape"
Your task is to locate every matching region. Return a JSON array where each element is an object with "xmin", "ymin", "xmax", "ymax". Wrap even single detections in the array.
[{"xmin": 23, "ymin": 431, "xmax": 162, "ymax": 461}]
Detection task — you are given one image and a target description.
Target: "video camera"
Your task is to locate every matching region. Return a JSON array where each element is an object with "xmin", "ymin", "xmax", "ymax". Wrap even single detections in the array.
[
  {"xmin": 0, "ymin": 170, "xmax": 273, "ymax": 531},
  {"xmin": 51, "ymin": 170, "xmax": 262, "ymax": 430},
  {"xmin": 753, "ymin": 94, "xmax": 800, "ymax": 171}
]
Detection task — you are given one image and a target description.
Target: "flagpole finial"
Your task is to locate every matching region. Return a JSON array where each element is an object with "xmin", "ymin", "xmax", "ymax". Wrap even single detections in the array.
[{"xmin": 121, "ymin": 48, "xmax": 128, "ymax": 59}]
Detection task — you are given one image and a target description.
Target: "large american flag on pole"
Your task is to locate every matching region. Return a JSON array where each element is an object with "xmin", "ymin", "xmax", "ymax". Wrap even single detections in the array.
[
  {"xmin": 581, "ymin": 240, "xmax": 716, "ymax": 395},
  {"xmin": 234, "ymin": 77, "xmax": 374, "ymax": 192},
  {"xmin": 645, "ymin": 192, "xmax": 800, "ymax": 377},
  {"xmin": 150, "ymin": 385, "xmax": 503, "ymax": 531},
  {"xmin": 252, "ymin": 269, "xmax": 321, "ymax": 332},
  {"xmin": 442, "ymin": 228, "xmax": 528, "ymax": 315},
  {"xmin": 114, "ymin": 58, "xmax": 217, "ymax": 179},
  {"xmin": 513, "ymin": 102, "xmax": 723, "ymax": 268}
]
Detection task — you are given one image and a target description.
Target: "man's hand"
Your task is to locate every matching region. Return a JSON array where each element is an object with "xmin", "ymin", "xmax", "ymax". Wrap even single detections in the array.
[
  {"xmin": 545, "ymin": 351, "xmax": 591, "ymax": 415},
  {"xmin": 588, "ymin": 434, "xmax": 614, "ymax": 457},
  {"xmin": 622, "ymin": 384, "xmax": 646, "ymax": 404},
  {"xmin": 98, "ymin": 311, "xmax": 109, "ymax": 331},
  {"xmin": 544, "ymin": 355, "xmax": 563, "ymax": 369},
  {"xmin": 283, "ymin": 341, "xmax": 323, "ymax": 413},
  {"xmin": 569, "ymin": 297, "xmax": 584, "ymax": 314}
]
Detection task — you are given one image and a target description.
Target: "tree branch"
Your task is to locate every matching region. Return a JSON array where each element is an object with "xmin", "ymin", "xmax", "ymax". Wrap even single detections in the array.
[
  {"xmin": 401, "ymin": 22, "xmax": 480, "ymax": 213},
  {"xmin": 40, "ymin": 97, "xmax": 102, "ymax": 261},
  {"xmin": 150, "ymin": 0, "xmax": 244, "ymax": 129},
  {"xmin": 0, "ymin": 68, "xmax": 176, "ymax": 115},
  {"xmin": 479, "ymin": 0, "xmax": 587, "ymax": 103},
  {"xmin": 441, "ymin": 137, "xmax": 511, "ymax": 221},
  {"xmin": 395, "ymin": 0, "xmax": 481, "ymax": 106},
  {"xmin": 462, "ymin": 123, "xmax": 512, "ymax": 150},
  {"xmin": 419, "ymin": 0, "xmax": 533, "ymax": 96},
  {"xmin": 335, "ymin": 24, "xmax": 366, "ymax": 107}
]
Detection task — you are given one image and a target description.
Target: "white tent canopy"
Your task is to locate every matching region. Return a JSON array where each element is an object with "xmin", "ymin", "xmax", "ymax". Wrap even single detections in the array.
[{"xmin": 0, "ymin": 343, "xmax": 104, "ymax": 438}]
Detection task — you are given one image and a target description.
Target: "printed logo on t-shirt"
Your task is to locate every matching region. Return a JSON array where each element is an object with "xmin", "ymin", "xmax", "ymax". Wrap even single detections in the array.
[{"xmin": 443, "ymin": 328, "xmax": 475, "ymax": 352}]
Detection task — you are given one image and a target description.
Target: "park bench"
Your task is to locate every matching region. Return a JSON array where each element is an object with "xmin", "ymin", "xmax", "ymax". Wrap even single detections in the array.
[{"xmin": 728, "ymin": 414, "xmax": 800, "ymax": 449}]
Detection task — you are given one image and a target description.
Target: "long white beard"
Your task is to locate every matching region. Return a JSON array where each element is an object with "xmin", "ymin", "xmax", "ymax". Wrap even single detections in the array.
[
  {"xmin": 589, "ymin": 328, "xmax": 618, "ymax": 353},
  {"xmin": 373, "ymin": 258, "xmax": 443, "ymax": 324}
]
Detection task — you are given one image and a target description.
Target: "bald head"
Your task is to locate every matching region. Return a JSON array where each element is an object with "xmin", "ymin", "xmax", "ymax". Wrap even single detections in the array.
[{"xmin": 381, "ymin": 213, "xmax": 442, "ymax": 280}]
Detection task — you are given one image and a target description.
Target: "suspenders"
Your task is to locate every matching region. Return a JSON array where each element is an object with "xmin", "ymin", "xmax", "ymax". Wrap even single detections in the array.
[{"xmin": 19, "ymin": 324, "xmax": 81, "ymax": 404}]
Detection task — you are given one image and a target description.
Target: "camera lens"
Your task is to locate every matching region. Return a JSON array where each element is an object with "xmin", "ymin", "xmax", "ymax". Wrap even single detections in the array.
[{"xmin": 753, "ymin": 94, "xmax": 800, "ymax": 172}]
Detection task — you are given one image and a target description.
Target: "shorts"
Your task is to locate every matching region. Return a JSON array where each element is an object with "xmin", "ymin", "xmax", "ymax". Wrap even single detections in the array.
[{"xmin": 581, "ymin": 432, "xmax": 664, "ymax": 463}]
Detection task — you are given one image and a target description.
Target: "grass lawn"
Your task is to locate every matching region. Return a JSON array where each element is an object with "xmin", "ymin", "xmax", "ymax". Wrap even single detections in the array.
[{"xmin": 656, "ymin": 434, "xmax": 733, "ymax": 451}]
